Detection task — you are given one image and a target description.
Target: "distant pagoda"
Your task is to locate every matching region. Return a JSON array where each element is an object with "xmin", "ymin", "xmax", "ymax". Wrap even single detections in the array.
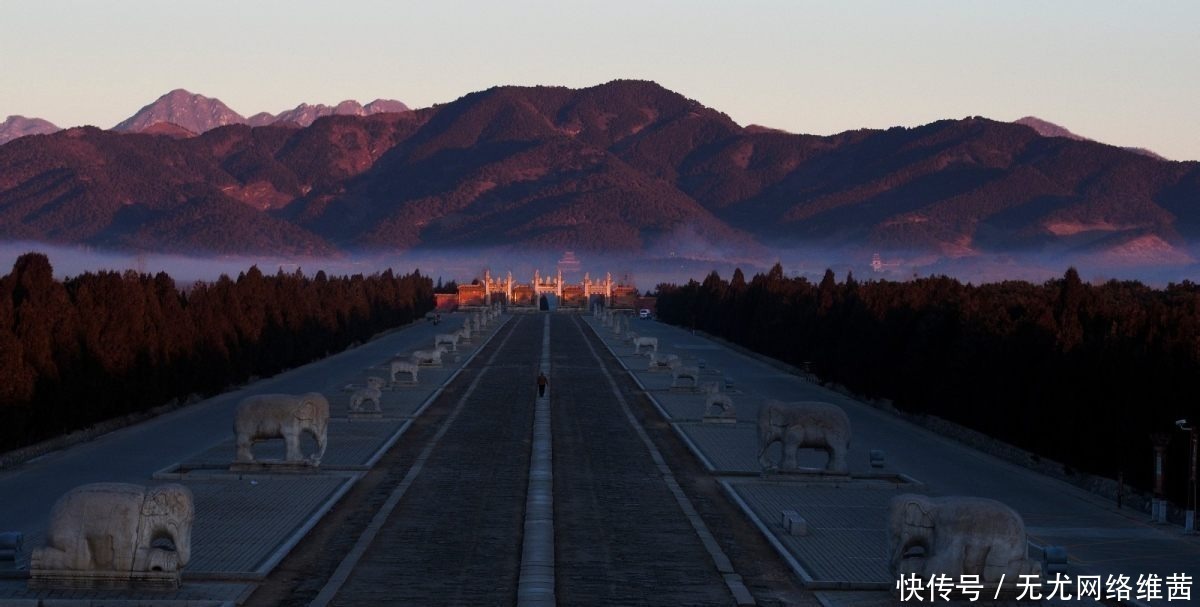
[{"xmin": 556, "ymin": 251, "xmax": 582, "ymax": 275}]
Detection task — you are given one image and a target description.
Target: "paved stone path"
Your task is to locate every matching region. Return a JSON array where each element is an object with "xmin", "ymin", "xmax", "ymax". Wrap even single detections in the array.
[
  {"xmin": 551, "ymin": 315, "xmax": 735, "ymax": 606},
  {"xmin": 329, "ymin": 315, "xmax": 537, "ymax": 607}
]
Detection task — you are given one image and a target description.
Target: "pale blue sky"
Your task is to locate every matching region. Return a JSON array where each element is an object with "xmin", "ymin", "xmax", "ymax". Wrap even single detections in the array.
[{"xmin": 2, "ymin": 1, "xmax": 1198, "ymax": 160}]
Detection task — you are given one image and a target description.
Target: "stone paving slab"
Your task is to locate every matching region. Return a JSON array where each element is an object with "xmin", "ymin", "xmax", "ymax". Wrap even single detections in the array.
[
  {"xmin": 185, "ymin": 476, "xmax": 353, "ymax": 575},
  {"xmin": 724, "ymin": 480, "xmax": 902, "ymax": 587},
  {"xmin": 813, "ymin": 590, "xmax": 1043, "ymax": 607},
  {"xmin": 330, "ymin": 315, "xmax": 535, "ymax": 607},
  {"xmin": 0, "ymin": 578, "xmax": 249, "ymax": 604},
  {"xmin": 554, "ymin": 316, "xmax": 736, "ymax": 606},
  {"xmin": 175, "ymin": 419, "xmax": 408, "ymax": 471},
  {"xmin": 812, "ymin": 590, "xmax": 896, "ymax": 607},
  {"xmin": 630, "ymin": 369, "xmax": 679, "ymax": 391}
]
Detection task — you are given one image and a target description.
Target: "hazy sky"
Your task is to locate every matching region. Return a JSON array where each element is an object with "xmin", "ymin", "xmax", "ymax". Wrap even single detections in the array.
[{"xmin": 3, "ymin": 1, "xmax": 1198, "ymax": 160}]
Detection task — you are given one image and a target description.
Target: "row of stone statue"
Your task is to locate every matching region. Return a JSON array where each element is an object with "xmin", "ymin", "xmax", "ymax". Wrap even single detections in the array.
[
  {"xmin": 598, "ymin": 309, "xmax": 1043, "ymax": 587},
  {"xmin": 27, "ymin": 308, "xmax": 509, "ymax": 588},
  {"xmin": 348, "ymin": 307, "xmax": 502, "ymax": 416},
  {"xmin": 26, "ymin": 482, "xmax": 1037, "ymax": 590},
  {"xmin": 236, "ymin": 308, "xmax": 504, "ymax": 464},
  {"xmin": 603, "ymin": 307, "xmax": 854, "ymax": 475}
]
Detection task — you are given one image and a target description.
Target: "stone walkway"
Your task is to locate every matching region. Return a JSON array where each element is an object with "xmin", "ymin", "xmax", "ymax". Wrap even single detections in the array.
[
  {"xmin": 551, "ymin": 315, "xmax": 736, "ymax": 606},
  {"xmin": 328, "ymin": 316, "xmax": 537, "ymax": 606}
]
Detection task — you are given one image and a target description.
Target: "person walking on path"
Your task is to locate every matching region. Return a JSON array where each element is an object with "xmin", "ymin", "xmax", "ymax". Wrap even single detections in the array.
[{"xmin": 537, "ymin": 372, "xmax": 548, "ymax": 397}]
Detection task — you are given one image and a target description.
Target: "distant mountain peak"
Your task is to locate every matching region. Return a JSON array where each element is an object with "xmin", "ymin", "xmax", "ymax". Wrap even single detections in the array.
[
  {"xmin": 1013, "ymin": 116, "xmax": 1087, "ymax": 141},
  {"xmin": 1013, "ymin": 115, "xmax": 1164, "ymax": 160},
  {"xmin": 114, "ymin": 89, "xmax": 246, "ymax": 134},
  {"xmin": 0, "ymin": 115, "xmax": 60, "ymax": 145},
  {"xmin": 247, "ymin": 98, "xmax": 410, "ymax": 127}
]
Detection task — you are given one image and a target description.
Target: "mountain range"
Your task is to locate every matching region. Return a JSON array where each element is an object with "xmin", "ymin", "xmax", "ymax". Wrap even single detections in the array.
[
  {"xmin": 113, "ymin": 89, "xmax": 410, "ymax": 134},
  {"xmin": 0, "ymin": 90, "xmax": 410, "ymax": 144},
  {"xmin": 0, "ymin": 80, "xmax": 1197, "ymax": 265}
]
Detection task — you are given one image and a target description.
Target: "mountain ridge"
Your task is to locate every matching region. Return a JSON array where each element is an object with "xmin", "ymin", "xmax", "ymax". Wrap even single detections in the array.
[
  {"xmin": 1013, "ymin": 115, "xmax": 1166, "ymax": 160},
  {"xmin": 1, "ymin": 81, "xmax": 1196, "ymax": 265}
]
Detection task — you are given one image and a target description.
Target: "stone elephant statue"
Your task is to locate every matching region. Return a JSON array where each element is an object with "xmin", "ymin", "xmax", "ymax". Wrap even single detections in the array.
[
  {"xmin": 757, "ymin": 400, "xmax": 851, "ymax": 473},
  {"xmin": 31, "ymin": 483, "xmax": 193, "ymax": 578},
  {"xmin": 234, "ymin": 392, "xmax": 329, "ymax": 465},
  {"xmin": 888, "ymin": 494, "xmax": 1040, "ymax": 582}
]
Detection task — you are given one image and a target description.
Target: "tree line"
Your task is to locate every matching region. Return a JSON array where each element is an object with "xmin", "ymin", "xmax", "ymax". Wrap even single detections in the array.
[
  {"xmin": 0, "ymin": 253, "xmax": 434, "ymax": 451},
  {"xmin": 655, "ymin": 265, "xmax": 1200, "ymax": 504}
]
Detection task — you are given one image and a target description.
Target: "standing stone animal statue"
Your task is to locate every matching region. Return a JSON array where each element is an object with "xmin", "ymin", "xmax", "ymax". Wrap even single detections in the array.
[
  {"xmin": 31, "ymin": 483, "xmax": 194, "ymax": 586},
  {"xmin": 456, "ymin": 325, "xmax": 472, "ymax": 344},
  {"xmin": 633, "ymin": 336, "xmax": 658, "ymax": 355},
  {"xmin": 389, "ymin": 358, "xmax": 419, "ymax": 384},
  {"xmin": 703, "ymin": 383, "xmax": 736, "ymax": 420},
  {"xmin": 756, "ymin": 400, "xmax": 851, "ymax": 474},
  {"xmin": 888, "ymin": 494, "xmax": 1040, "ymax": 583},
  {"xmin": 624, "ymin": 330, "xmax": 639, "ymax": 344},
  {"xmin": 435, "ymin": 332, "xmax": 459, "ymax": 352},
  {"xmin": 411, "ymin": 345, "xmax": 447, "ymax": 366},
  {"xmin": 234, "ymin": 392, "xmax": 330, "ymax": 465}
]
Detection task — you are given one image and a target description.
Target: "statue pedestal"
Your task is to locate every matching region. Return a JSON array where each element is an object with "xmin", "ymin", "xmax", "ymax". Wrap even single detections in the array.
[
  {"xmin": 762, "ymin": 467, "xmax": 851, "ymax": 480},
  {"xmin": 30, "ymin": 569, "xmax": 180, "ymax": 590},
  {"xmin": 702, "ymin": 415, "xmax": 737, "ymax": 424},
  {"xmin": 230, "ymin": 460, "xmax": 318, "ymax": 473},
  {"xmin": 670, "ymin": 385, "xmax": 699, "ymax": 393},
  {"xmin": 348, "ymin": 411, "xmax": 383, "ymax": 421}
]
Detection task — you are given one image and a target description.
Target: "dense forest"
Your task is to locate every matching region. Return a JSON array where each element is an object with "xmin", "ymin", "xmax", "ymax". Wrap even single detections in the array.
[
  {"xmin": 655, "ymin": 265, "xmax": 1200, "ymax": 505},
  {"xmin": 0, "ymin": 253, "xmax": 434, "ymax": 451}
]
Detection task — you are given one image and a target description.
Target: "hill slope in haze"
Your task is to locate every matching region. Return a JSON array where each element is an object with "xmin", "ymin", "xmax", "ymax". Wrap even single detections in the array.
[{"xmin": 0, "ymin": 115, "xmax": 60, "ymax": 145}]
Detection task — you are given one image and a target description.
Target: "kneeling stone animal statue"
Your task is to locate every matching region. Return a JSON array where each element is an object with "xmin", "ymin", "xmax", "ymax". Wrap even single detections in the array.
[
  {"xmin": 411, "ymin": 345, "xmax": 447, "ymax": 366},
  {"xmin": 671, "ymin": 365, "xmax": 701, "ymax": 389},
  {"xmin": 349, "ymin": 385, "xmax": 382, "ymax": 413},
  {"xmin": 31, "ymin": 483, "xmax": 194, "ymax": 587},
  {"xmin": 888, "ymin": 494, "xmax": 1040, "ymax": 583}
]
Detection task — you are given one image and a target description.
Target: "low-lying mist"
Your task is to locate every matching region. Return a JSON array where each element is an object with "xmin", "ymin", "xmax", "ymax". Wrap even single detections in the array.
[{"xmin": 4, "ymin": 240, "xmax": 1200, "ymax": 290}]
